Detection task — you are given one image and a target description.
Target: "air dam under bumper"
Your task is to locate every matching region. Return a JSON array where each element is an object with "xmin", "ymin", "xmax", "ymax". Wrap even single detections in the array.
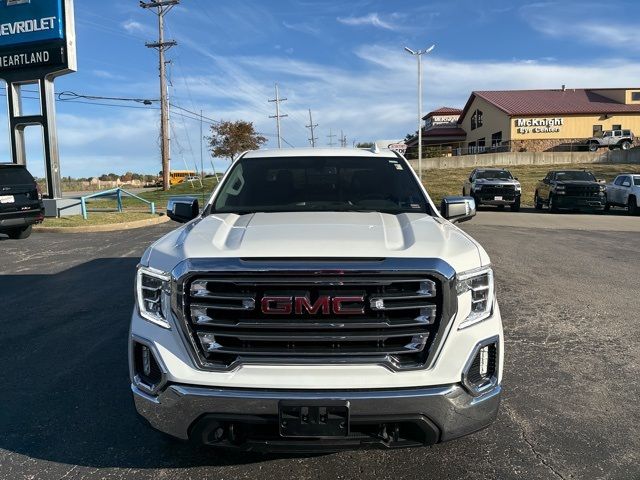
[{"xmin": 132, "ymin": 382, "xmax": 501, "ymax": 450}]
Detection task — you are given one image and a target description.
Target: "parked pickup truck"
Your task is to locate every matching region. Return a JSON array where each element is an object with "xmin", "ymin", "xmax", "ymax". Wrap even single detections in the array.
[
  {"xmin": 130, "ymin": 147, "xmax": 503, "ymax": 451},
  {"xmin": 462, "ymin": 168, "xmax": 521, "ymax": 211},
  {"xmin": 586, "ymin": 129, "xmax": 634, "ymax": 152},
  {"xmin": 605, "ymin": 174, "xmax": 640, "ymax": 215},
  {"xmin": 534, "ymin": 169, "xmax": 606, "ymax": 212}
]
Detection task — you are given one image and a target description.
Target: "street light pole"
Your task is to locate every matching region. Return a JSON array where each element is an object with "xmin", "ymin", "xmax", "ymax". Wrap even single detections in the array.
[{"xmin": 404, "ymin": 44, "xmax": 435, "ymax": 181}]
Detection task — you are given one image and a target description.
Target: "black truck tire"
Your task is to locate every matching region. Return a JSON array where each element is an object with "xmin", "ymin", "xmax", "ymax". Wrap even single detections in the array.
[{"xmin": 7, "ymin": 225, "xmax": 33, "ymax": 239}]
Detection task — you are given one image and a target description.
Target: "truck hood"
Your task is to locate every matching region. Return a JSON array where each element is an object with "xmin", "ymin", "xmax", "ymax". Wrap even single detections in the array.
[{"xmin": 144, "ymin": 212, "xmax": 485, "ymax": 273}]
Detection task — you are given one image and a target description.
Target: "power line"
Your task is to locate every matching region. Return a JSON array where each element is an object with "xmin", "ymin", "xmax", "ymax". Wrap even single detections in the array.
[
  {"xmin": 306, "ymin": 109, "xmax": 318, "ymax": 148},
  {"xmin": 268, "ymin": 83, "xmax": 288, "ymax": 149}
]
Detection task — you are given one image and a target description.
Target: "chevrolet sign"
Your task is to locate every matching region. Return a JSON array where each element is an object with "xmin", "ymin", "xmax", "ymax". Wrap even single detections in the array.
[{"xmin": 0, "ymin": 0, "xmax": 64, "ymax": 48}]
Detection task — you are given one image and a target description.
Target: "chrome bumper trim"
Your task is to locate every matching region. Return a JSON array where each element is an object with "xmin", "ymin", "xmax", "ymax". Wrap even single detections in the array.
[{"xmin": 133, "ymin": 382, "xmax": 501, "ymax": 443}]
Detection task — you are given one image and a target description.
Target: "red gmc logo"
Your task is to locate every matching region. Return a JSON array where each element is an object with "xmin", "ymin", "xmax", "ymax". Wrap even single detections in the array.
[{"xmin": 260, "ymin": 295, "xmax": 365, "ymax": 315}]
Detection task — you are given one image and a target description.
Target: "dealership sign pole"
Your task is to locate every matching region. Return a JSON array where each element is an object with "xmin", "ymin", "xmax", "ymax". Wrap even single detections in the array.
[{"xmin": 0, "ymin": 0, "xmax": 77, "ymax": 200}]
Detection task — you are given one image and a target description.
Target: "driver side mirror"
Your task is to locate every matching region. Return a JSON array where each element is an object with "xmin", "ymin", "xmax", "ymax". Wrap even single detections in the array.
[
  {"xmin": 543, "ymin": 178, "xmax": 550, "ymax": 184},
  {"xmin": 622, "ymin": 181, "xmax": 631, "ymax": 187},
  {"xmin": 167, "ymin": 196, "xmax": 199, "ymax": 223},
  {"xmin": 441, "ymin": 196, "xmax": 476, "ymax": 224},
  {"xmin": 469, "ymin": 176, "xmax": 473, "ymax": 182}
]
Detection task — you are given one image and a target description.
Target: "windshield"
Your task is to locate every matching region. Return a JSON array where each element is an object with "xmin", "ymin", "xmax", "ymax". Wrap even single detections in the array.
[
  {"xmin": 476, "ymin": 170, "xmax": 512, "ymax": 180},
  {"xmin": 555, "ymin": 171, "xmax": 597, "ymax": 182},
  {"xmin": 212, "ymin": 156, "xmax": 430, "ymax": 214},
  {"xmin": 0, "ymin": 167, "xmax": 34, "ymax": 185}
]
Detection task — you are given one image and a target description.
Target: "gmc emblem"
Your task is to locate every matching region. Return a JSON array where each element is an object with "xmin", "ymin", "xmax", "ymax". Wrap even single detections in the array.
[{"xmin": 261, "ymin": 295, "xmax": 365, "ymax": 315}]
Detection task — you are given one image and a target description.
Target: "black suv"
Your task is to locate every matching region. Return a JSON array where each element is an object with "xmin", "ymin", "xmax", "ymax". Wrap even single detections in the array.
[
  {"xmin": 0, "ymin": 164, "xmax": 44, "ymax": 239},
  {"xmin": 534, "ymin": 170, "xmax": 606, "ymax": 212}
]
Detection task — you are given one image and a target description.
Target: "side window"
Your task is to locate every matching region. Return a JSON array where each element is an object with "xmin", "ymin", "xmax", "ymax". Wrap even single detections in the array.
[
  {"xmin": 614, "ymin": 130, "xmax": 622, "ymax": 137},
  {"xmin": 622, "ymin": 176, "xmax": 631, "ymax": 187},
  {"xmin": 614, "ymin": 176, "xmax": 624, "ymax": 186}
]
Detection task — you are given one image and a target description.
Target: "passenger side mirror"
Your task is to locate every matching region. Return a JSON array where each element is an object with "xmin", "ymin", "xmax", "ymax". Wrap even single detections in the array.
[
  {"xmin": 543, "ymin": 178, "xmax": 550, "ymax": 184},
  {"xmin": 468, "ymin": 176, "xmax": 473, "ymax": 182},
  {"xmin": 441, "ymin": 196, "xmax": 476, "ymax": 224},
  {"xmin": 167, "ymin": 196, "xmax": 199, "ymax": 223}
]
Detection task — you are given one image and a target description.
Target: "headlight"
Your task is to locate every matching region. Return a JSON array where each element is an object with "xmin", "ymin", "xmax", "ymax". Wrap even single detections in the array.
[
  {"xmin": 136, "ymin": 266, "xmax": 172, "ymax": 328},
  {"xmin": 515, "ymin": 184, "xmax": 521, "ymax": 192},
  {"xmin": 599, "ymin": 185, "xmax": 606, "ymax": 192},
  {"xmin": 456, "ymin": 267, "xmax": 494, "ymax": 329}
]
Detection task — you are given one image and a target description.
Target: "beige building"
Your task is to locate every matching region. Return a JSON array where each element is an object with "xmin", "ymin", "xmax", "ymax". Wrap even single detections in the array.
[{"xmin": 458, "ymin": 87, "xmax": 640, "ymax": 152}]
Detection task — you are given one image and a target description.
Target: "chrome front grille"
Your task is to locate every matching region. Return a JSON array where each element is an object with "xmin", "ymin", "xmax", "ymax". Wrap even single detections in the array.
[{"xmin": 175, "ymin": 267, "xmax": 450, "ymax": 371}]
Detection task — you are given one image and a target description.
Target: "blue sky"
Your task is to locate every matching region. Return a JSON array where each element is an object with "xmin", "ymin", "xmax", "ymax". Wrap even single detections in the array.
[{"xmin": 1, "ymin": 0, "xmax": 640, "ymax": 178}]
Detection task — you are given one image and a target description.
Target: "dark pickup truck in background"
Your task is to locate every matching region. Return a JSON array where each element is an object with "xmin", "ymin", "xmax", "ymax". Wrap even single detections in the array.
[
  {"xmin": 534, "ymin": 170, "xmax": 606, "ymax": 213},
  {"xmin": 0, "ymin": 164, "xmax": 44, "ymax": 239}
]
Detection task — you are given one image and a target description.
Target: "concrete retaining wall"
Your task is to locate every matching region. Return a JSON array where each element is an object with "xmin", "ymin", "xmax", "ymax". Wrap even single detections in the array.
[{"xmin": 408, "ymin": 149, "xmax": 640, "ymax": 170}]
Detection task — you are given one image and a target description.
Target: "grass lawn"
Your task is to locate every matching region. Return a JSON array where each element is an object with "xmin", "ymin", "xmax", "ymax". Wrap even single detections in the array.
[
  {"xmin": 41, "ymin": 212, "xmax": 162, "ymax": 227},
  {"xmin": 421, "ymin": 163, "xmax": 640, "ymax": 206}
]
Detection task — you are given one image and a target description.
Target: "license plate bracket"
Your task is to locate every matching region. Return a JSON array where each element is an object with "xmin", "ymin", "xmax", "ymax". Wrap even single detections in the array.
[
  {"xmin": 494, "ymin": 195, "xmax": 503, "ymax": 201},
  {"xmin": 279, "ymin": 400, "xmax": 350, "ymax": 438},
  {"xmin": 0, "ymin": 195, "xmax": 15, "ymax": 204}
]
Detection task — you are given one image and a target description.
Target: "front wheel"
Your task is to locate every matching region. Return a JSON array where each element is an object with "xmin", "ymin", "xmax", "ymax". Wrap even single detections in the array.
[
  {"xmin": 7, "ymin": 225, "xmax": 32, "ymax": 239},
  {"xmin": 510, "ymin": 198, "xmax": 521, "ymax": 212},
  {"xmin": 629, "ymin": 196, "xmax": 638, "ymax": 216},
  {"xmin": 534, "ymin": 192, "xmax": 543, "ymax": 210},
  {"xmin": 603, "ymin": 195, "xmax": 610, "ymax": 212},
  {"xmin": 621, "ymin": 140, "xmax": 632, "ymax": 150},
  {"xmin": 549, "ymin": 194, "xmax": 559, "ymax": 213}
]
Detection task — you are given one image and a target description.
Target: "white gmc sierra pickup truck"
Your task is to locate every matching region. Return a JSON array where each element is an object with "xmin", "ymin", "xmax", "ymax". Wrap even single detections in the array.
[{"xmin": 130, "ymin": 147, "xmax": 503, "ymax": 451}]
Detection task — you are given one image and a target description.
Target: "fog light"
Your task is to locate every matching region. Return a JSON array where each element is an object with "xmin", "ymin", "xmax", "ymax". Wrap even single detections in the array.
[
  {"xmin": 132, "ymin": 340, "xmax": 165, "ymax": 394},
  {"xmin": 142, "ymin": 345, "xmax": 152, "ymax": 376},
  {"xmin": 462, "ymin": 338, "xmax": 498, "ymax": 396}
]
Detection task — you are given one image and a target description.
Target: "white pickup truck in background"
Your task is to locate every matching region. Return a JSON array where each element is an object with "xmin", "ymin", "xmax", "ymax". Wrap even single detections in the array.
[{"xmin": 606, "ymin": 174, "xmax": 640, "ymax": 215}]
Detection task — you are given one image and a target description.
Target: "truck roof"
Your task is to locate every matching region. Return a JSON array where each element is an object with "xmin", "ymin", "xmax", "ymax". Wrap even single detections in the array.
[{"xmin": 241, "ymin": 147, "xmax": 399, "ymax": 159}]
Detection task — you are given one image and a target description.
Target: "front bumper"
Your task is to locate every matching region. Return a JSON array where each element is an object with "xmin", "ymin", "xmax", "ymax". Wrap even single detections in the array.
[
  {"xmin": 555, "ymin": 195, "xmax": 605, "ymax": 210},
  {"xmin": 475, "ymin": 193, "xmax": 520, "ymax": 206},
  {"xmin": 132, "ymin": 381, "xmax": 501, "ymax": 450}
]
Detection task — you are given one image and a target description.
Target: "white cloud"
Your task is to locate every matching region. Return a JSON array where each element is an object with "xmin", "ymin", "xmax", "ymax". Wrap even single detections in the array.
[
  {"xmin": 121, "ymin": 19, "xmax": 147, "ymax": 34},
  {"xmin": 520, "ymin": 3, "xmax": 640, "ymax": 50},
  {"xmin": 282, "ymin": 21, "xmax": 321, "ymax": 36},
  {"xmin": 337, "ymin": 13, "xmax": 398, "ymax": 31}
]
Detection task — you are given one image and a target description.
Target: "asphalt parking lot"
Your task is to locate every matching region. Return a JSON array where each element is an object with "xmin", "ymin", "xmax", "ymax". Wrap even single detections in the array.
[{"xmin": 1, "ymin": 212, "xmax": 638, "ymax": 480}]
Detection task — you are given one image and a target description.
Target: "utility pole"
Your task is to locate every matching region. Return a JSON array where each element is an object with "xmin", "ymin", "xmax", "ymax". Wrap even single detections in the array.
[
  {"xmin": 268, "ymin": 83, "xmax": 288, "ymax": 148},
  {"xmin": 340, "ymin": 130, "xmax": 347, "ymax": 148},
  {"xmin": 141, "ymin": 0, "xmax": 179, "ymax": 191},
  {"xmin": 306, "ymin": 109, "xmax": 318, "ymax": 147},
  {"xmin": 327, "ymin": 128, "xmax": 336, "ymax": 147}
]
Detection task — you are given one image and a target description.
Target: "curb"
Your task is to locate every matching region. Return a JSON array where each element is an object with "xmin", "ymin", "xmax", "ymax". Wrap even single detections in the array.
[{"xmin": 34, "ymin": 214, "xmax": 171, "ymax": 233}]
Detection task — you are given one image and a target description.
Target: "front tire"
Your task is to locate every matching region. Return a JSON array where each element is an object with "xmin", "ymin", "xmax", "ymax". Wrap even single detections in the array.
[
  {"xmin": 549, "ymin": 194, "xmax": 559, "ymax": 213},
  {"xmin": 7, "ymin": 225, "xmax": 32, "ymax": 239},
  {"xmin": 604, "ymin": 195, "xmax": 610, "ymax": 212},
  {"xmin": 629, "ymin": 196, "xmax": 638, "ymax": 216},
  {"xmin": 534, "ymin": 191, "xmax": 543, "ymax": 210},
  {"xmin": 621, "ymin": 140, "xmax": 632, "ymax": 150},
  {"xmin": 511, "ymin": 198, "xmax": 521, "ymax": 212}
]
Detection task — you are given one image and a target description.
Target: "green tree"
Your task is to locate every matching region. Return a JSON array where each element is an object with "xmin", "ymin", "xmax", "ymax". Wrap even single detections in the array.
[{"xmin": 206, "ymin": 120, "xmax": 267, "ymax": 161}]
